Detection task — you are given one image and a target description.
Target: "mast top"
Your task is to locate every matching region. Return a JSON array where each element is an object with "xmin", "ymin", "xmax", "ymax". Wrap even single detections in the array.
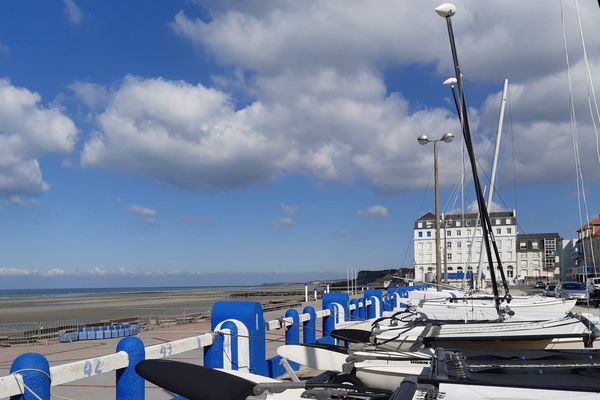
[{"xmin": 435, "ymin": 3, "xmax": 457, "ymax": 18}]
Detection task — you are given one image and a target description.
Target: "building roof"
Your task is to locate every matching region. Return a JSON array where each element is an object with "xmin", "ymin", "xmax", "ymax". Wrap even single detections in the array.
[
  {"xmin": 414, "ymin": 210, "xmax": 516, "ymax": 229},
  {"xmin": 577, "ymin": 215, "xmax": 600, "ymax": 236},
  {"xmin": 416, "ymin": 210, "xmax": 515, "ymax": 221},
  {"xmin": 517, "ymin": 233, "xmax": 562, "ymax": 240}
]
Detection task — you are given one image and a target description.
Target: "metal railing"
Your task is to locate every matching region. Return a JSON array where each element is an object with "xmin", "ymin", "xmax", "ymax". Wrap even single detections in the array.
[{"xmin": 0, "ymin": 285, "xmax": 430, "ymax": 400}]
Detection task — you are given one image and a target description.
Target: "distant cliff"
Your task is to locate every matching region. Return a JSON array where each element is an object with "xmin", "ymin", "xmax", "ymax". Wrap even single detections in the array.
[{"xmin": 328, "ymin": 268, "xmax": 414, "ymax": 288}]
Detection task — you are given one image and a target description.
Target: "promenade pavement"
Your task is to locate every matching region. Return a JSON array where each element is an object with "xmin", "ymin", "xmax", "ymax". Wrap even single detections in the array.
[{"xmin": 0, "ymin": 298, "xmax": 324, "ymax": 400}]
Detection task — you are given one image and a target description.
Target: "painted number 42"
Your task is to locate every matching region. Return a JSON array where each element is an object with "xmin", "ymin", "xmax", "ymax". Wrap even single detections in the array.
[{"xmin": 83, "ymin": 359, "xmax": 102, "ymax": 377}]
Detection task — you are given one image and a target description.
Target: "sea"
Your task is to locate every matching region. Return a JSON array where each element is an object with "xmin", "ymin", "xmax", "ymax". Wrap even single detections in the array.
[{"xmin": 0, "ymin": 286, "xmax": 252, "ymax": 300}]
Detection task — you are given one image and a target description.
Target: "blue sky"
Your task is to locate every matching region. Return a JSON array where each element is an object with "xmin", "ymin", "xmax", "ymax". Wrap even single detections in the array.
[{"xmin": 0, "ymin": 0, "xmax": 599, "ymax": 288}]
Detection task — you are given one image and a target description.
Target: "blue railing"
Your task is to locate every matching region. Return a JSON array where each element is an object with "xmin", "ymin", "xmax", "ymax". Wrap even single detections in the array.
[{"xmin": 0, "ymin": 284, "xmax": 433, "ymax": 400}]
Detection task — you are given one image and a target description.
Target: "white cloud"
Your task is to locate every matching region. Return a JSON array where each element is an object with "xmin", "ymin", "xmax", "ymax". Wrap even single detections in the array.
[
  {"xmin": 91, "ymin": 267, "xmax": 107, "ymax": 275},
  {"xmin": 63, "ymin": 0, "xmax": 82, "ymax": 25},
  {"xmin": 69, "ymin": 81, "xmax": 110, "ymax": 109},
  {"xmin": 273, "ymin": 216, "xmax": 294, "ymax": 228},
  {"xmin": 81, "ymin": 75, "xmax": 464, "ymax": 193},
  {"xmin": 462, "ymin": 199, "xmax": 507, "ymax": 214},
  {"xmin": 128, "ymin": 204, "xmax": 158, "ymax": 224},
  {"xmin": 0, "ymin": 79, "xmax": 77, "ymax": 198},
  {"xmin": 171, "ymin": 1, "xmax": 600, "ymax": 83},
  {"xmin": 128, "ymin": 204, "xmax": 157, "ymax": 218},
  {"xmin": 358, "ymin": 205, "xmax": 389, "ymax": 219},
  {"xmin": 79, "ymin": 1, "xmax": 600, "ymax": 194},
  {"xmin": 45, "ymin": 268, "xmax": 65, "ymax": 276},
  {"xmin": 0, "ymin": 267, "xmax": 32, "ymax": 276},
  {"xmin": 5, "ymin": 195, "xmax": 36, "ymax": 207}
]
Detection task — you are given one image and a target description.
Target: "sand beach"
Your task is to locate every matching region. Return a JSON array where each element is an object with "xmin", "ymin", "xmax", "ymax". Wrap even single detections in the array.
[{"xmin": 0, "ymin": 285, "xmax": 306, "ymax": 324}]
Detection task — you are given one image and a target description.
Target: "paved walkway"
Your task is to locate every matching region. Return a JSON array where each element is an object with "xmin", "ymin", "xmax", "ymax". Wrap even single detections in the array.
[{"xmin": 0, "ymin": 299, "xmax": 325, "ymax": 400}]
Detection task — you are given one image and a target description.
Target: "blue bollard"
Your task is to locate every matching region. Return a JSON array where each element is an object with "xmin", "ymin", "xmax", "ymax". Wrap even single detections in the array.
[
  {"xmin": 364, "ymin": 289, "xmax": 383, "ymax": 319},
  {"xmin": 358, "ymin": 299, "xmax": 366, "ymax": 321},
  {"xmin": 322, "ymin": 304, "xmax": 338, "ymax": 338},
  {"xmin": 209, "ymin": 301, "xmax": 267, "ymax": 375},
  {"xmin": 204, "ymin": 333, "xmax": 224, "ymax": 368},
  {"xmin": 116, "ymin": 336, "xmax": 145, "ymax": 400},
  {"xmin": 302, "ymin": 306, "xmax": 316, "ymax": 343},
  {"xmin": 284, "ymin": 309, "xmax": 300, "ymax": 345},
  {"xmin": 10, "ymin": 353, "xmax": 50, "ymax": 400},
  {"xmin": 283, "ymin": 309, "xmax": 300, "ymax": 370}
]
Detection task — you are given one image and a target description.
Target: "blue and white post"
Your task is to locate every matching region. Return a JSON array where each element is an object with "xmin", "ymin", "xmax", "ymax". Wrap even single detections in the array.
[
  {"xmin": 207, "ymin": 301, "xmax": 268, "ymax": 376},
  {"xmin": 10, "ymin": 353, "xmax": 50, "ymax": 400},
  {"xmin": 321, "ymin": 293, "xmax": 350, "ymax": 344}
]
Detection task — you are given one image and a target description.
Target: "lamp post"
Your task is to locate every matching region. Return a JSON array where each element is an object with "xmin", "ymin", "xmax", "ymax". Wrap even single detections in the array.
[{"xmin": 418, "ymin": 132, "xmax": 454, "ymax": 291}]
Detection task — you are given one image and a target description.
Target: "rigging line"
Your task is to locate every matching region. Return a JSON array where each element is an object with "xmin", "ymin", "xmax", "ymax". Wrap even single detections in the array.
[
  {"xmin": 574, "ymin": 0, "xmax": 600, "ymax": 276},
  {"xmin": 561, "ymin": 0, "xmax": 593, "ymax": 284},
  {"xmin": 575, "ymin": 0, "xmax": 600, "ymax": 167},
  {"xmin": 442, "ymin": 172, "xmax": 463, "ymax": 214},
  {"xmin": 507, "ymin": 85, "xmax": 519, "ymax": 214}
]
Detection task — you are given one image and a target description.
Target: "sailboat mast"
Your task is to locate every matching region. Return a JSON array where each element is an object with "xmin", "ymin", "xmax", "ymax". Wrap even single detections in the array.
[
  {"xmin": 437, "ymin": 4, "xmax": 503, "ymax": 315},
  {"xmin": 476, "ymin": 78, "xmax": 509, "ymax": 289}
]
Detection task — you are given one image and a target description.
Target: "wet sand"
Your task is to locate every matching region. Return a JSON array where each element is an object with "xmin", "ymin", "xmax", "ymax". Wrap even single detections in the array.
[{"xmin": 0, "ymin": 286, "xmax": 305, "ymax": 324}]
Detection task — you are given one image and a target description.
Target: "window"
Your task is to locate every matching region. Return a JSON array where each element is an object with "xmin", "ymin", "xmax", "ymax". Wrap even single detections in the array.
[
  {"xmin": 456, "ymin": 253, "xmax": 462, "ymax": 261},
  {"xmin": 457, "ymin": 230, "xmax": 461, "ymax": 236},
  {"xmin": 476, "ymin": 228, "xmax": 482, "ymax": 236},
  {"xmin": 467, "ymin": 229, "xmax": 472, "ymax": 236},
  {"xmin": 456, "ymin": 221, "xmax": 461, "ymax": 227},
  {"xmin": 506, "ymin": 218, "xmax": 511, "ymax": 224},
  {"xmin": 495, "ymin": 219, "xmax": 501, "ymax": 225},
  {"xmin": 466, "ymin": 220, "xmax": 471, "ymax": 226},
  {"xmin": 506, "ymin": 266, "xmax": 514, "ymax": 278},
  {"xmin": 447, "ymin": 242, "xmax": 452, "ymax": 249},
  {"xmin": 519, "ymin": 242, "xmax": 526, "ymax": 249},
  {"xmin": 507, "ymin": 228, "xmax": 512, "ymax": 234},
  {"xmin": 417, "ymin": 243, "xmax": 423, "ymax": 251},
  {"xmin": 418, "ymin": 232, "xmax": 423, "ymax": 238},
  {"xmin": 446, "ymin": 230, "xmax": 451, "ymax": 237},
  {"xmin": 426, "ymin": 254, "xmax": 432, "ymax": 262},
  {"xmin": 447, "ymin": 253, "xmax": 452, "ymax": 261},
  {"xmin": 426, "ymin": 243, "xmax": 432, "ymax": 251},
  {"xmin": 457, "ymin": 242, "xmax": 462, "ymax": 249},
  {"xmin": 497, "ymin": 239, "xmax": 502, "ymax": 250},
  {"xmin": 532, "ymin": 241, "xmax": 539, "ymax": 250},
  {"xmin": 426, "ymin": 231, "xmax": 431, "ymax": 237},
  {"xmin": 417, "ymin": 222, "xmax": 423, "ymax": 228},
  {"xmin": 496, "ymin": 228, "xmax": 501, "ymax": 235}
]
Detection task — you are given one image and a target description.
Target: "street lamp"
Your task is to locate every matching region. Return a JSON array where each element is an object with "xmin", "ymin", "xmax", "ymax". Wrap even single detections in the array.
[{"xmin": 418, "ymin": 132, "xmax": 454, "ymax": 290}]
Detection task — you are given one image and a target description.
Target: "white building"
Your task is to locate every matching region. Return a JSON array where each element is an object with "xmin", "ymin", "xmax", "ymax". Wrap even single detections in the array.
[{"xmin": 413, "ymin": 210, "xmax": 517, "ymax": 284}]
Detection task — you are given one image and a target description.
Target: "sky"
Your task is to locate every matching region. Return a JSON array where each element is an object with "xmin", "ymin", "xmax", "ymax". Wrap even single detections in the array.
[{"xmin": 1, "ymin": 0, "xmax": 600, "ymax": 288}]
